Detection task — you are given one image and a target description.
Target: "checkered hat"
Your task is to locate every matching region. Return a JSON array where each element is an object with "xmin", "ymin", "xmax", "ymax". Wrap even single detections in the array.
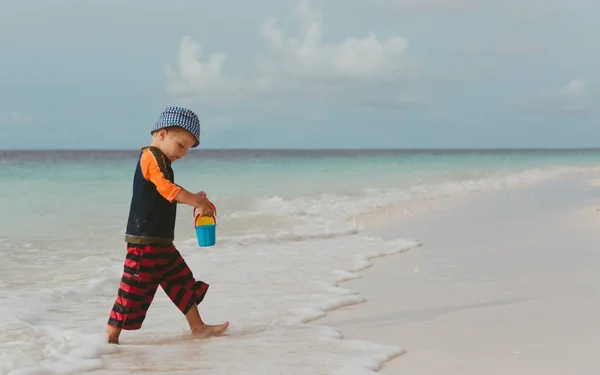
[{"xmin": 152, "ymin": 106, "xmax": 201, "ymax": 148}]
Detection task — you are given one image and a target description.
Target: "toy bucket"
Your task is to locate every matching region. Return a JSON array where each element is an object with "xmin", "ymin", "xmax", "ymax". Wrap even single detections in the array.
[
  {"xmin": 195, "ymin": 224, "xmax": 216, "ymax": 247},
  {"xmin": 194, "ymin": 201, "xmax": 217, "ymax": 247}
]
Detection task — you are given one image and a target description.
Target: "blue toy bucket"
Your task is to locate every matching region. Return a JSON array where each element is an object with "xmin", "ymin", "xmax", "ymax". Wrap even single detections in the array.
[
  {"xmin": 195, "ymin": 224, "xmax": 216, "ymax": 247},
  {"xmin": 194, "ymin": 200, "xmax": 217, "ymax": 247}
]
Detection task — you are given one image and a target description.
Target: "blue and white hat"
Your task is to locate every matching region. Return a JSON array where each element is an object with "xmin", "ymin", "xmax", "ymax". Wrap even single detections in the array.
[{"xmin": 153, "ymin": 106, "xmax": 201, "ymax": 148}]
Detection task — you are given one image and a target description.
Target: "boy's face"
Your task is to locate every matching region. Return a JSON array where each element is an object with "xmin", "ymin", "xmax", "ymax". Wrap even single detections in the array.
[{"xmin": 154, "ymin": 128, "xmax": 196, "ymax": 162}]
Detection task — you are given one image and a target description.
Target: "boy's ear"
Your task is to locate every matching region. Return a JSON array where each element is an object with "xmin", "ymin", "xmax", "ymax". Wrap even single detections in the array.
[{"xmin": 157, "ymin": 128, "xmax": 168, "ymax": 140}]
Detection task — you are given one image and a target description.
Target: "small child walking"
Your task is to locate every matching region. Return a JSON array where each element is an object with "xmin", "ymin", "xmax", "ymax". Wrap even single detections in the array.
[{"xmin": 106, "ymin": 106, "xmax": 229, "ymax": 344}]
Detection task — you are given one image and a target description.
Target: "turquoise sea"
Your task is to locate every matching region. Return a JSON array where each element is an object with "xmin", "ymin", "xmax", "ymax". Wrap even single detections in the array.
[{"xmin": 1, "ymin": 149, "xmax": 600, "ymax": 375}]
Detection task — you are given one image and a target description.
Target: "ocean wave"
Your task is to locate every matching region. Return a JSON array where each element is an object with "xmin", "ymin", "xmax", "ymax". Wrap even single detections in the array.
[
  {"xmin": 0, "ymin": 275, "xmax": 120, "ymax": 375},
  {"xmin": 212, "ymin": 165, "xmax": 598, "ymax": 246}
]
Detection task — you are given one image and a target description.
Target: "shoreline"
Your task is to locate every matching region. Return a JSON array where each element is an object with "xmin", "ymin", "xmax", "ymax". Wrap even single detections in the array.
[{"xmin": 313, "ymin": 175, "xmax": 600, "ymax": 374}]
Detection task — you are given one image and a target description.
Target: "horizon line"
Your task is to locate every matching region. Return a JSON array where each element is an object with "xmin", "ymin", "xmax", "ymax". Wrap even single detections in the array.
[{"xmin": 3, "ymin": 147, "xmax": 600, "ymax": 152}]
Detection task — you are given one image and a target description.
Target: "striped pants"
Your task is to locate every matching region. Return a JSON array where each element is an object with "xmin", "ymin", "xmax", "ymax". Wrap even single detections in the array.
[{"xmin": 108, "ymin": 243, "xmax": 209, "ymax": 330}]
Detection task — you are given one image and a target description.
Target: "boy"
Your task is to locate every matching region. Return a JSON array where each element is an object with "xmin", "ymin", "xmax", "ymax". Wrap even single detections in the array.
[{"xmin": 106, "ymin": 106, "xmax": 229, "ymax": 344}]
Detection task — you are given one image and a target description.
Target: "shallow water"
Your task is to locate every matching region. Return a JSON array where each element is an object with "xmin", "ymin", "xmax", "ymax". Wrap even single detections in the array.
[{"xmin": 1, "ymin": 149, "xmax": 599, "ymax": 374}]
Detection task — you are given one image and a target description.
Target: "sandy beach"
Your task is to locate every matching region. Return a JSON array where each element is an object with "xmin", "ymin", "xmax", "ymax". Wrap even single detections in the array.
[{"xmin": 316, "ymin": 175, "xmax": 600, "ymax": 374}]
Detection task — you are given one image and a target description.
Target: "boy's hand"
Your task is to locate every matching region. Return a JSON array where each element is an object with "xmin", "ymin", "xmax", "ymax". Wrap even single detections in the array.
[
  {"xmin": 194, "ymin": 192, "xmax": 213, "ymax": 216},
  {"xmin": 195, "ymin": 198, "xmax": 215, "ymax": 217}
]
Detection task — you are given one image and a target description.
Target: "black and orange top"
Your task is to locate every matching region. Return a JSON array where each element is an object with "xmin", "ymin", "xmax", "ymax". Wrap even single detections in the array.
[{"xmin": 124, "ymin": 146, "xmax": 183, "ymax": 246}]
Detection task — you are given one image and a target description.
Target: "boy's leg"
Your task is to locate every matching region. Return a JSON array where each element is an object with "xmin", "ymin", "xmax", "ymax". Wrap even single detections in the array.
[
  {"xmin": 158, "ymin": 246, "xmax": 229, "ymax": 337},
  {"xmin": 106, "ymin": 325, "xmax": 121, "ymax": 344},
  {"xmin": 107, "ymin": 244, "xmax": 159, "ymax": 343}
]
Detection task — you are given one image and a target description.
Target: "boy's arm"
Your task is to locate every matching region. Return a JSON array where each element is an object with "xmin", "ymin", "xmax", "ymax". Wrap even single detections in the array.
[
  {"xmin": 174, "ymin": 189, "xmax": 214, "ymax": 216},
  {"xmin": 176, "ymin": 190, "xmax": 206, "ymax": 203}
]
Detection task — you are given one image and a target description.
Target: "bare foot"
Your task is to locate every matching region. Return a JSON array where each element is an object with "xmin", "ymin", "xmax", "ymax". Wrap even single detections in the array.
[
  {"xmin": 191, "ymin": 321, "xmax": 230, "ymax": 338},
  {"xmin": 108, "ymin": 336, "xmax": 119, "ymax": 344}
]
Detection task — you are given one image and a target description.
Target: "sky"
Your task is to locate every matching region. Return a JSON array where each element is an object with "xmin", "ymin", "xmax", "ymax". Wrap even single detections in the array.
[{"xmin": 0, "ymin": 0, "xmax": 598, "ymax": 149}]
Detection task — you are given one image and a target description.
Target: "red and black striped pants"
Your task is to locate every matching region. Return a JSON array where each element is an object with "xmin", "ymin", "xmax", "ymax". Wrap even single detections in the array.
[{"xmin": 108, "ymin": 243, "xmax": 209, "ymax": 330}]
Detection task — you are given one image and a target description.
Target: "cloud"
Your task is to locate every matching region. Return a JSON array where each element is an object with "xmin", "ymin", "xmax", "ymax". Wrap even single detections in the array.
[
  {"xmin": 517, "ymin": 80, "xmax": 590, "ymax": 114},
  {"xmin": 0, "ymin": 111, "xmax": 34, "ymax": 126},
  {"xmin": 165, "ymin": 1, "xmax": 425, "ymax": 109},
  {"xmin": 541, "ymin": 80, "xmax": 588, "ymax": 112}
]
